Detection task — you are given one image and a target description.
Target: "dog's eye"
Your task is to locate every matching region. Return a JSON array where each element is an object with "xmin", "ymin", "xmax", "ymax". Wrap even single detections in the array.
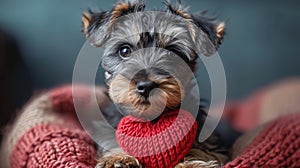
[{"xmin": 119, "ymin": 46, "xmax": 132, "ymax": 59}]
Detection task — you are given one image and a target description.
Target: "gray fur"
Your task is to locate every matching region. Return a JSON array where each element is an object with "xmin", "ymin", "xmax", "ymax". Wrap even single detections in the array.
[
  {"xmin": 101, "ymin": 12, "xmax": 199, "ymax": 85},
  {"xmin": 83, "ymin": 1, "xmax": 229, "ymax": 167}
]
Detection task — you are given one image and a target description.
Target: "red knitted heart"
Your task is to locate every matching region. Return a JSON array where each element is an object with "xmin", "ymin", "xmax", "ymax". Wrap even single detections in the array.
[{"xmin": 116, "ymin": 109, "xmax": 198, "ymax": 168}]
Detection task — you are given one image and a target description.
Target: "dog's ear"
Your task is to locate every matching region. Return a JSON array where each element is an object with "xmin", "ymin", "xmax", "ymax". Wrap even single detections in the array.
[
  {"xmin": 82, "ymin": 1, "xmax": 146, "ymax": 47},
  {"xmin": 82, "ymin": 10, "xmax": 110, "ymax": 47},
  {"xmin": 163, "ymin": 1, "xmax": 225, "ymax": 56},
  {"xmin": 190, "ymin": 12, "xmax": 225, "ymax": 56},
  {"xmin": 163, "ymin": 0, "xmax": 191, "ymax": 19}
]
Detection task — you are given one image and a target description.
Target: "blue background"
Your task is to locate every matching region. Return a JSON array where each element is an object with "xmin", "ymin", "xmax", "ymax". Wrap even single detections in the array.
[{"xmin": 0, "ymin": 0, "xmax": 299, "ymax": 106}]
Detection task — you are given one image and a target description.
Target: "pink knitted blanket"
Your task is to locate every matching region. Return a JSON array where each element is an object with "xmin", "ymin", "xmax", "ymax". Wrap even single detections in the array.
[
  {"xmin": 225, "ymin": 113, "xmax": 300, "ymax": 168},
  {"xmin": 1, "ymin": 85, "xmax": 300, "ymax": 167}
]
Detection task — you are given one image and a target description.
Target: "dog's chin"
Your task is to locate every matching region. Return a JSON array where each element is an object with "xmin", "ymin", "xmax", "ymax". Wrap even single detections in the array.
[
  {"xmin": 114, "ymin": 90, "xmax": 181, "ymax": 121},
  {"xmin": 109, "ymin": 74, "xmax": 185, "ymax": 121},
  {"xmin": 115, "ymin": 103, "xmax": 163, "ymax": 121}
]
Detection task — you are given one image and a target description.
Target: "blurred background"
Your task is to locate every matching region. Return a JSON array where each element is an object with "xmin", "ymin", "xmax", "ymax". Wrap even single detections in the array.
[{"xmin": 0, "ymin": 0, "xmax": 299, "ymax": 131}]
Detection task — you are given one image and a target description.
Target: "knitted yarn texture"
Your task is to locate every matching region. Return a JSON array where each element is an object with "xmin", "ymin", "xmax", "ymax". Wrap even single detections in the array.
[
  {"xmin": 116, "ymin": 109, "xmax": 198, "ymax": 168},
  {"xmin": 225, "ymin": 113, "xmax": 300, "ymax": 168}
]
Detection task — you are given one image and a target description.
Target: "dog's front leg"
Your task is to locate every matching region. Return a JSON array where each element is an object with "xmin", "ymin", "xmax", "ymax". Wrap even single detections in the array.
[{"xmin": 95, "ymin": 148, "xmax": 142, "ymax": 168}]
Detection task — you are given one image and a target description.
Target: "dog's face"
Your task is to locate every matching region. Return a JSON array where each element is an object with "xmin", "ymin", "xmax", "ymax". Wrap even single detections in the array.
[{"xmin": 82, "ymin": 1, "xmax": 225, "ymax": 120}]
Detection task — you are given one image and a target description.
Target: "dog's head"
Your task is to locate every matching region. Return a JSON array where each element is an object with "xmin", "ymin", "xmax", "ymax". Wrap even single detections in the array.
[{"xmin": 82, "ymin": 0, "xmax": 225, "ymax": 120}]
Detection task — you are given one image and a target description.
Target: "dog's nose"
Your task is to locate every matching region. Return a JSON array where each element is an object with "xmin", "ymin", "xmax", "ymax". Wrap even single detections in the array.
[{"xmin": 136, "ymin": 80, "xmax": 157, "ymax": 97}]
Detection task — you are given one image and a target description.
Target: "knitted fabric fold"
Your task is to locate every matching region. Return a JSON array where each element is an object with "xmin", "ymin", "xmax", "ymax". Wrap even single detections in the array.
[
  {"xmin": 0, "ymin": 85, "xmax": 106, "ymax": 168},
  {"xmin": 225, "ymin": 113, "xmax": 300, "ymax": 168},
  {"xmin": 10, "ymin": 124, "xmax": 97, "ymax": 168}
]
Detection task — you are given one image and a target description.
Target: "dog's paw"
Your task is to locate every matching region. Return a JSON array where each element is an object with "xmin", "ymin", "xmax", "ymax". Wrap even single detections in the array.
[
  {"xmin": 95, "ymin": 153, "xmax": 142, "ymax": 168},
  {"xmin": 175, "ymin": 160, "xmax": 219, "ymax": 168}
]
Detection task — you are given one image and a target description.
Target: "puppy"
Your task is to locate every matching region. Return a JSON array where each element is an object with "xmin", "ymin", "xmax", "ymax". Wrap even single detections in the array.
[{"xmin": 82, "ymin": 0, "xmax": 230, "ymax": 167}]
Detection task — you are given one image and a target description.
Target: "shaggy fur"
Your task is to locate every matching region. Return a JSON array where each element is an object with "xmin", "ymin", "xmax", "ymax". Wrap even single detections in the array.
[{"xmin": 82, "ymin": 0, "xmax": 228, "ymax": 167}]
